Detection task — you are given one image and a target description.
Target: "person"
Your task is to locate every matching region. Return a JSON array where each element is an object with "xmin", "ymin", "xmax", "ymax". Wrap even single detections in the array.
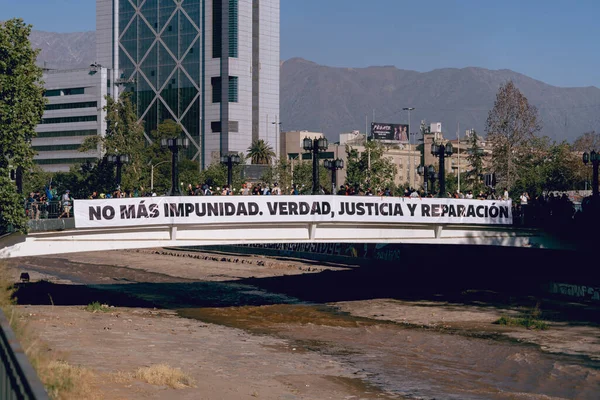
[
  {"xmin": 241, "ymin": 183, "xmax": 250, "ymax": 196},
  {"xmin": 58, "ymin": 190, "xmax": 73, "ymax": 219},
  {"xmin": 520, "ymin": 192, "xmax": 529, "ymax": 206},
  {"xmin": 271, "ymin": 182, "xmax": 281, "ymax": 195},
  {"xmin": 291, "ymin": 185, "xmax": 299, "ymax": 195},
  {"xmin": 502, "ymin": 187, "xmax": 510, "ymax": 201},
  {"xmin": 465, "ymin": 190, "xmax": 474, "ymax": 199}
]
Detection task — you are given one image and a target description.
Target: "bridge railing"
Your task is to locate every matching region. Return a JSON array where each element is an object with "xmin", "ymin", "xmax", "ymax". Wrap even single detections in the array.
[{"xmin": 0, "ymin": 309, "xmax": 49, "ymax": 399}]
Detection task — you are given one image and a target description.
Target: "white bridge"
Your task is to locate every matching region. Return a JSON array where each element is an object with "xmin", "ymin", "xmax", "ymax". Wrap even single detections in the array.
[{"xmin": 0, "ymin": 196, "xmax": 569, "ymax": 259}]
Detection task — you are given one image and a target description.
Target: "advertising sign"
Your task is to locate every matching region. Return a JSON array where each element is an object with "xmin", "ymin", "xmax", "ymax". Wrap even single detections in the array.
[
  {"xmin": 370, "ymin": 122, "xmax": 409, "ymax": 142},
  {"xmin": 73, "ymin": 196, "xmax": 512, "ymax": 228}
]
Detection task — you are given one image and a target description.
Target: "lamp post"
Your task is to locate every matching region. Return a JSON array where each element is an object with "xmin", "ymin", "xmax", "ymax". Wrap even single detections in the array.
[
  {"xmin": 161, "ymin": 138, "xmax": 189, "ymax": 196},
  {"xmin": 302, "ymin": 136, "xmax": 329, "ymax": 195},
  {"xmin": 583, "ymin": 150, "xmax": 599, "ymax": 197},
  {"xmin": 324, "ymin": 159, "xmax": 344, "ymax": 195},
  {"xmin": 272, "ymin": 117, "xmax": 282, "ymax": 160},
  {"xmin": 403, "ymin": 107, "xmax": 415, "ymax": 187},
  {"xmin": 220, "ymin": 153, "xmax": 241, "ymax": 187},
  {"xmin": 417, "ymin": 164, "xmax": 437, "ymax": 196},
  {"xmin": 431, "ymin": 142, "xmax": 453, "ymax": 198},
  {"xmin": 150, "ymin": 160, "xmax": 170, "ymax": 192},
  {"xmin": 106, "ymin": 154, "xmax": 130, "ymax": 190}
]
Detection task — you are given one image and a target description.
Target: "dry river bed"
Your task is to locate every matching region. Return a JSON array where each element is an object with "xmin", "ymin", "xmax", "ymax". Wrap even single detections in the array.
[{"xmin": 4, "ymin": 248, "xmax": 600, "ymax": 400}]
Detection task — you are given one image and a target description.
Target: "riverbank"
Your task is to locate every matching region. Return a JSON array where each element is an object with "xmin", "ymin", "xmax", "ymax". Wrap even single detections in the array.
[{"xmin": 4, "ymin": 248, "xmax": 600, "ymax": 399}]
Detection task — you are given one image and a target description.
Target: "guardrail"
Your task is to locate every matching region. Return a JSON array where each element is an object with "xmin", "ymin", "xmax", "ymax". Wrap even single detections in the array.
[{"xmin": 0, "ymin": 309, "xmax": 49, "ymax": 399}]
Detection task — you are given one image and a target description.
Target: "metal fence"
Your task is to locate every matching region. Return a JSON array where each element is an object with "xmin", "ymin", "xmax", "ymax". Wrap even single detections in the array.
[
  {"xmin": 24, "ymin": 201, "xmax": 62, "ymax": 220},
  {"xmin": 0, "ymin": 309, "xmax": 49, "ymax": 400}
]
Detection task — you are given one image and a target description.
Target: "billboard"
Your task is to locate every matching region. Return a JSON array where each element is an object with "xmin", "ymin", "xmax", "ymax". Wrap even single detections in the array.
[{"xmin": 370, "ymin": 122, "xmax": 409, "ymax": 142}]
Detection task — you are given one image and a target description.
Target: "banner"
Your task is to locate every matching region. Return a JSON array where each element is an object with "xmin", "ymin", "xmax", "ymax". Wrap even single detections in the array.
[
  {"xmin": 371, "ymin": 122, "xmax": 409, "ymax": 142},
  {"xmin": 73, "ymin": 196, "xmax": 512, "ymax": 228}
]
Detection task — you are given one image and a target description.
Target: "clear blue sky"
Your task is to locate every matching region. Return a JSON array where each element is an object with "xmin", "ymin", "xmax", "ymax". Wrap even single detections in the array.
[{"xmin": 2, "ymin": 0, "xmax": 599, "ymax": 88}]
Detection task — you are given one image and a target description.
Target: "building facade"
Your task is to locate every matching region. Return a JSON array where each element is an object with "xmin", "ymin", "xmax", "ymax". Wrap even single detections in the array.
[
  {"xmin": 33, "ymin": 67, "xmax": 109, "ymax": 172},
  {"xmin": 96, "ymin": 0, "xmax": 280, "ymax": 169}
]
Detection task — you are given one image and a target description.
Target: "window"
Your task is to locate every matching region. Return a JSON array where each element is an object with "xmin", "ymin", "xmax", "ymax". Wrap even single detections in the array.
[
  {"xmin": 213, "ymin": 0, "xmax": 238, "ymax": 58},
  {"xmin": 44, "ymin": 87, "xmax": 85, "ymax": 97},
  {"xmin": 36, "ymin": 130, "xmax": 97, "ymax": 138},
  {"xmin": 211, "ymin": 76, "xmax": 238, "ymax": 103},
  {"xmin": 212, "ymin": 0, "xmax": 222, "ymax": 58},
  {"xmin": 211, "ymin": 77, "xmax": 221, "ymax": 103},
  {"xmin": 41, "ymin": 115, "xmax": 97, "ymax": 124},
  {"xmin": 228, "ymin": 121, "xmax": 238, "ymax": 132},
  {"xmin": 229, "ymin": 76, "xmax": 238, "ymax": 102},
  {"xmin": 34, "ymin": 157, "xmax": 97, "ymax": 165},
  {"xmin": 32, "ymin": 144, "xmax": 83, "ymax": 152},
  {"xmin": 45, "ymin": 101, "xmax": 97, "ymax": 111},
  {"xmin": 211, "ymin": 121, "xmax": 221, "ymax": 132},
  {"xmin": 229, "ymin": 0, "xmax": 238, "ymax": 58}
]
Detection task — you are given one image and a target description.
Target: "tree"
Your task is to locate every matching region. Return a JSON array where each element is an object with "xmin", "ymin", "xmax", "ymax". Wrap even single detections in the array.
[
  {"xmin": 345, "ymin": 140, "xmax": 397, "ymax": 191},
  {"xmin": 572, "ymin": 131, "xmax": 600, "ymax": 153},
  {"xmin": 247, "ymin": 139, "xmax": 275, "ymax": 165},
  {"xmin": 485, "ymin": 81, "xmax": 541, "ymax": 190},
  {"xmin": 0, "ymin": 19, "xmax": 46, "ymax": 232},
  {"xmin": 464, "ymin": 130, "xmax": 486, "ymax": 193},
  {"xmin": 80, "ymin": 93, "xmax": 146, "ymax": 192}
]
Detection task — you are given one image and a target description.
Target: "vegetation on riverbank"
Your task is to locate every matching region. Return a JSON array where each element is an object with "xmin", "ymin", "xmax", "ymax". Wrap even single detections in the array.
[
  {"xmin": 0, "ymin": 264, "xmax": 196, "ymax": 398},
  {"xmin": 494, "ymin": 303, "xmax": 549, "ymax": 330}
]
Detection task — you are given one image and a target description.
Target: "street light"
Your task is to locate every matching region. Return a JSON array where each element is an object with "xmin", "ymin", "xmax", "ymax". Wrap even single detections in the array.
[
  {"xmin": 161, "ymin": 137, "xmax": 189, "ymax": 196},
  {"xmin": 323, "ymin": 158, "xmax": 344, "ymax": 195},
  {"xmin": 106, "ymin": 153, "xmax": 130, "ymax": 190},
  {"xmin": 220, "ymin": 153, "xmax": 241, "ymax": 188},
  {"xmin": 272, "ymin": 117, "xmax": 282, "ymax": 160},
  {"xmin": 583, "ymin": 150, "xmax": 599, "ymax": 197},
  {"xmin": 302, "ymin": 136, "xmax": 329, "ymax": 195},
  {"xmin": 403, "ymin": 107, "xmax": 415, "ymax": 187},
  {"xmin": 431, "ymin": 142, "xmax": 453, "ymax": 198},
  {"xmin": 150, "ymin": 160, "xmax": 170, "ymax": 192},
  {"xmin": 417, "ymin": 164, "xmax": 437, "ymax": 196}
]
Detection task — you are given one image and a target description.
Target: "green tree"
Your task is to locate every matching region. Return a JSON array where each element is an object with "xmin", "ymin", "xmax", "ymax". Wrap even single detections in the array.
[
  {"xmin": 485, "ymin": 81, "xmax": 541, "ymax": 190},
  {"xmin": 464, "ymin": 130, "xmax": 486, "ymax": 193},
  {"xmin": 0, "ymin": 19, "xmax": 46, "ymax": 232},
  {"xmin": 80, "ymin": 93, "xmax": 146, "ymax": 192},
  {"xmin": 344, "ymin": 140, "xmax": 397, "ymax": 191},
  {"xmin": 247, "ymin": 139, "xmax": 275, "ymax": 165}
]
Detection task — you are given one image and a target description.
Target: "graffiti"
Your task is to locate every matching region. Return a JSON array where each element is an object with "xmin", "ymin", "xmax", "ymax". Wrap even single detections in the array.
[
  {"xmin": 547, "ymin": 282, "xmax": 600, "ymax": 302},
  {"xmin": 239, "ymin": 242, "xmax": 406, "ymax": 262}
]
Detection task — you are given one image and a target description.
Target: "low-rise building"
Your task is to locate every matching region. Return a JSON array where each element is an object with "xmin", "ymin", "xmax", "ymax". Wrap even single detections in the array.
[{"xmin": 33, "ymin": 66, "xmax": 108, "ymax": 172}]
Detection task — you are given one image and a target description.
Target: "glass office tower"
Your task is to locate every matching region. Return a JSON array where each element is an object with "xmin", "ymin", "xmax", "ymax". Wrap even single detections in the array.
[{"xmin": 96, "ymin": 0, "xmax": 280, "ymax": 168}]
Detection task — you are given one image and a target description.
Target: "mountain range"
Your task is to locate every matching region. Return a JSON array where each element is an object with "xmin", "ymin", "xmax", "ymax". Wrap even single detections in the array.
[{"xmin": 29, "ymin": 29, "xmax": 600, "ymax": 143}]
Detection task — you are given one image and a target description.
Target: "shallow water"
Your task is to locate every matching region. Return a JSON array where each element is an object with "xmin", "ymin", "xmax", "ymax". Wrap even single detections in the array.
[{"xmin": 179, "ymin": 304, "xmax": 600, "ymax": 400}]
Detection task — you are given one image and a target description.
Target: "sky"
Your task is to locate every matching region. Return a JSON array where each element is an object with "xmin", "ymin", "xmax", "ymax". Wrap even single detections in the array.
[{"xmin": 2, "ymin": 0, "xmax": 599, "ymax": 88}]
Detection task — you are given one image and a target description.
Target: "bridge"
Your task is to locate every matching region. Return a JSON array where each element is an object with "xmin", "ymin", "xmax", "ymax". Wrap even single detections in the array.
[{"xmin": 0, "ymin": 196, "xmax": 570, "ymax": 259}]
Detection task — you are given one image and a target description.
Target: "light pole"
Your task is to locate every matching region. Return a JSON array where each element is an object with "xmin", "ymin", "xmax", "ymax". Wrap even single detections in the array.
[
  {"xmin": 417, "ymin": 164, "xmax": 437, "ymax": 196},
  {"xmin": 302, "ymin": 136, "xmax": 329, "ymax": 195},
  {"xmin": 431, "ymin": 142, "xmax": 453, "ymax": 198},
  {"xmin": 324, "ymin": 159, "xmax": 344, "ymax": 195},
  {"xmin": 583, "ymin": 150, "xmax": 599, "ymax": 197},
  {"xmin": 161, "ymin": 138, "xmax": 189, "ymax": 196},
  {"xmin": 272, "ymin": 117, "xmax": 282, "ymax": 160},
  {"xmin": 150, "ymin": 160, "xmax": 170, "ymax": 192},
  {"xmin": 106, "ymin": 154, "xmax": 130, "ymax": 190},
  {"xmin": 220, "ymin": 154, "xmax": 241, "ymax": 188},
  {"xmin": 403, "ymin": 107, "xmax": 415, "ymax": 187}
]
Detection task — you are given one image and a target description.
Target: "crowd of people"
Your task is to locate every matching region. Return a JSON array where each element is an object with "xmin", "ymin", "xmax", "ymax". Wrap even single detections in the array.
[
  {"xmin": 25, "ymin": 180, "xmax": 592, "ymax": 232},
  {"xmin": 25, "ymin": 185, "xmax": 73, "ymax": 220}
]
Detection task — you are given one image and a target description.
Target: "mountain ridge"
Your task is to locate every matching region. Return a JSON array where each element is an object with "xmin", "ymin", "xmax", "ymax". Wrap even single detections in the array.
[{"xmin": 27, "ymin": 30, "xmax": 600, "ymax": 143}]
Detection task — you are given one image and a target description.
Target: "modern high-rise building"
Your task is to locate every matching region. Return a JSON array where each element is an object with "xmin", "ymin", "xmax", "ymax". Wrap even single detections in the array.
[{"xmin": 96, "ymin": 0, "xmax": 280, "ymax": 169}]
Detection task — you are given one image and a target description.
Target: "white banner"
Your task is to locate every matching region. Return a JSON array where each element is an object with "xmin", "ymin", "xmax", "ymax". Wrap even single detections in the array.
[{"xmin": 73, "ymin": 196, "xmax": 512, "ymax": 228}]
